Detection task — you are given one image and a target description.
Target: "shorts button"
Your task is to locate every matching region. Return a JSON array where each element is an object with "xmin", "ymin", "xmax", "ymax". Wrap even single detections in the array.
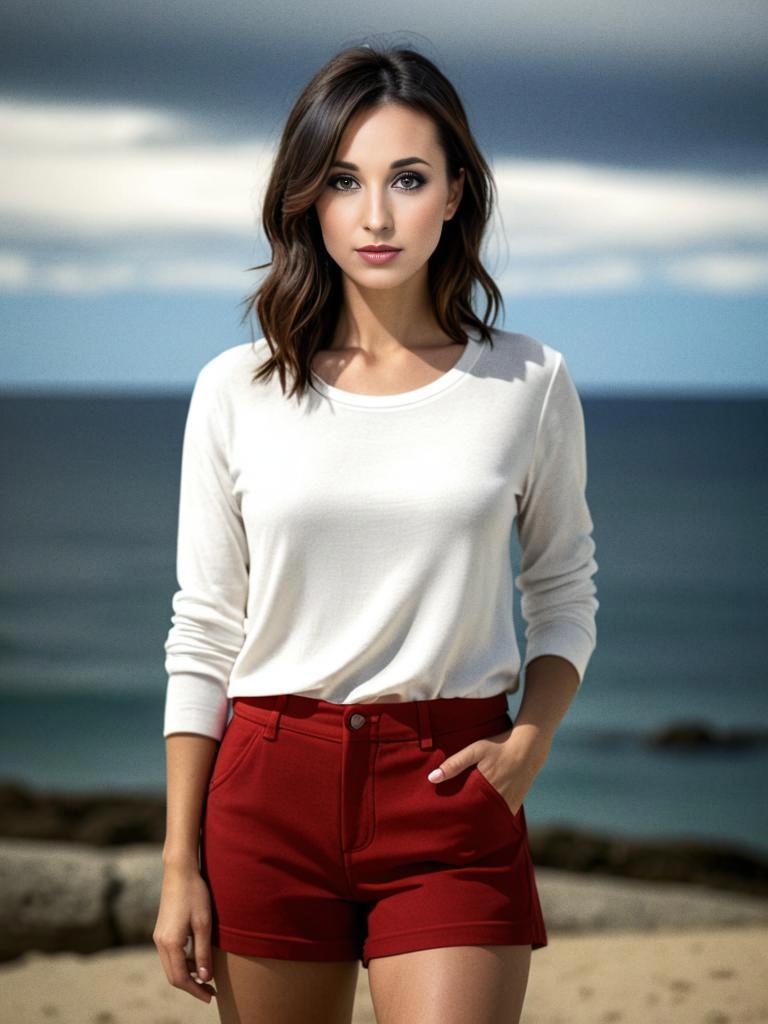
[{"xmin": 349, "ymin": 713, "xmax": 366, "ymax": 730}]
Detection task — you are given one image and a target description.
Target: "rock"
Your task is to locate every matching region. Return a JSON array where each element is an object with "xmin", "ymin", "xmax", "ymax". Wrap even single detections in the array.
[
  {"xmin": 0, "ymin": 840, "xmax": 167, "ymax": 962},
  {"xmin": 645, "ymin": 721, "xmax": 768, "ymax": 749},
  {"xmin": 0, "ymin": 781, "xmax": 166, "ymax": 845},
  {"xmin": 1, "ymin": 839, "xmax": 766, "ymax": 964},
  {"xmin": 0, "ymin": 839, "xmax": 114, "ymax": 960},
  {"xmin": 528, "ymin": 825, "xmax": 768, "ymax": 898},
  {"xmin": 535, "ymin": 867, "xmax": 768, "ymax": 932},
  {"xmin": 2, "ymin": 779, "xmax": 768, "ymax": 896},
  {"xmin": 110, "ymin": 845, "xmax": 165, "ymax": 945}
]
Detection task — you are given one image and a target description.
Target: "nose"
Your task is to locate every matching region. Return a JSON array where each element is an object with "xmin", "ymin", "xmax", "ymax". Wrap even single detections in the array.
[{"xmin": 362, "ymin": 189, "xmax": 393, "ymax": 234}]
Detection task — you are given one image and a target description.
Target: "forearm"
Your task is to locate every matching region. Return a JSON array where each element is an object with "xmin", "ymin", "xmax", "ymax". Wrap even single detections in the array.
[
  {"xmin": 510, "ymin": 654, "xmax": 581, "ymax": 763},
  {"xmin": 162, "ymin": 733, "xmax": 219, "ymax": 871}
]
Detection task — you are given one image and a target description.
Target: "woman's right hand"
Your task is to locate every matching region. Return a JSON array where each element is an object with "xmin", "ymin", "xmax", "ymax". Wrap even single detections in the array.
[{"xmin": 153, "ymin": 863, "xmax": 218, "ymax": 1004}]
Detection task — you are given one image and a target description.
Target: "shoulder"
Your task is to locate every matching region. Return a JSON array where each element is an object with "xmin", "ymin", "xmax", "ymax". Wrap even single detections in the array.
[
  {"xmin": 195, "ymin": 338, "xmax": 270, "ymax": 386},
  {"xmin": 191, "ymin": 338, "xmax": 273, "ymax": 404},
  {"xmin": 479, "ymin": 326, "xmax": 565, "ymax": 394},
  {"xmin": 182, "ymin": 341, "xmax": 274, "ymax": 444}
]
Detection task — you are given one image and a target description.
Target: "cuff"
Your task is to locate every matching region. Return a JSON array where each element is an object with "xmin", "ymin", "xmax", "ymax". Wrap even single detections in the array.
[
  {"xmin": 522, "ymin": 620, "xmax": 596, "ymax": 688},
  {"xmin": 163, "ymin": 674, "xmax": 230, "ymax": 740}
]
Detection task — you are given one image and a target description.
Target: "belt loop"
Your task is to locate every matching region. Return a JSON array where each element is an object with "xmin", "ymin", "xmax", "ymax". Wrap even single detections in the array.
[
  {"xmin": 417, "ymin": 701, "xmax": 434, "ymax": 750},
  {"xmin": 263, "ymin": 692, "xmax": 289, "ymax": 741}
]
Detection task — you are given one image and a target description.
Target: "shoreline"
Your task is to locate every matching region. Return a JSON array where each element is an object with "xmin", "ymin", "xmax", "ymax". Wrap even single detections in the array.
[
  {"xmin": 1, "ymin": 838, "xmax": 767, "ymax": 964},
  {"xmin": 2, "ymin": 777, "xmax": 767, "ymax": 898},
  {"xmin": 2, "ymin": 776, "xmax": 767, "ymax": 1022}
]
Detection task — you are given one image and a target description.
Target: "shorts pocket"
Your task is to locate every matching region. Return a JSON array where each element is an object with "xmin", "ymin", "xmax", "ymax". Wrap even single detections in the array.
[
  {"xmin": 208, "ymin": 714, "xmax": 266, "ymax": 795},
  {"xmin": 432, "ymin": 713, "xmax": 522, "ymax": 833},
  {"xmin": 468, "ymin": 763, "xmax": 523, "ymax": 833}
]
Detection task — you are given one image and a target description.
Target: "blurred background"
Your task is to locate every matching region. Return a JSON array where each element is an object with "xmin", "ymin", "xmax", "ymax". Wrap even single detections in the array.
[{"xmin": 1, "ymin": 2, "xmax": 767, "ymax": 860}]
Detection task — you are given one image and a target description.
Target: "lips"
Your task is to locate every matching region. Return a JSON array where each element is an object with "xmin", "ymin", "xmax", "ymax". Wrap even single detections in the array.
[
  {"xmin": 356, "ymin": 248, "xmax": 401, "ymax": 264},
  {"xmin": 356, "ymin": 246, "xmax": 401, "ymax": 252}
]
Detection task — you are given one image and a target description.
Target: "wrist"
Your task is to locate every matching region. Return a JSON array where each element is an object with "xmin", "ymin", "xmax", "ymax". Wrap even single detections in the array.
[
  {"xmin": 162, "ymin": 847, "xmax": 201, "ymax": 873},
  {"xmin": 506, "ymin": 723, "xmax": 551, "ymax": 767}
]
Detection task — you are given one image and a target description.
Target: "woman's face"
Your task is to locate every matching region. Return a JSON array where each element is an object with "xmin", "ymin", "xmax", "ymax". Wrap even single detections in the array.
[{"xmin": 313, "ymin": 103, "xmax": 464, "ymax": 291}]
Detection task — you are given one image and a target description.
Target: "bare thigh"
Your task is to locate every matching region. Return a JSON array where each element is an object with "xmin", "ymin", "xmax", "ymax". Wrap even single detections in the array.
[
  {"xmin": 211, "ymin": 946, "xmax": 360, "ymax": 1024},
  {"xmin": 368, "ymin": 944, "xmax": 532, "ymax": 1024}
]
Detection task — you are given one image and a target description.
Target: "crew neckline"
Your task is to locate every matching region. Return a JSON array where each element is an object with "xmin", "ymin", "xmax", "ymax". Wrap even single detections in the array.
[{"xmin": 309, "ymin": 327, "xmax": 487, "ymax": 409}]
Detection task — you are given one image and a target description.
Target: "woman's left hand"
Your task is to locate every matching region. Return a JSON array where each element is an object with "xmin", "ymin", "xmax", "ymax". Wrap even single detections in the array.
[{"xmin": 426, "ymin": 727, "xmax": 550, "ymax": 815}]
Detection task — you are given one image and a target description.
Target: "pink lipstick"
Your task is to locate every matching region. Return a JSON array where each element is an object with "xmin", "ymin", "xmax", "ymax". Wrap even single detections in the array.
[{"xmin": 355, "ymin": 246, "xmax": 402, "ymax": 265}]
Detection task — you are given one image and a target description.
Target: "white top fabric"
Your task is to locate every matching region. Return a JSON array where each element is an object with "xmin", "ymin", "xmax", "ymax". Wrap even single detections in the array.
[{"xmin": 163, "ymin": 326, "xmax": 599, "ymax": 740}]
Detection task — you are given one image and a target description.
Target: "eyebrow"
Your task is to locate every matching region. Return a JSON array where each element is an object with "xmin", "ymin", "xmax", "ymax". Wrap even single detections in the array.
[{"xmin": 329, "ymin": 156, "xmax": 432, "ymax": 171}]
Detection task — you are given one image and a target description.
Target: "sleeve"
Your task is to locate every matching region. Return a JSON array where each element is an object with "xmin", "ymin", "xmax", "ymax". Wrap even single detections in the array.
[
  {"xmin": 514, "ymin": 351, "xmax": 599, "ymax": 688},
  {"xmin": 162, "ymin": 360, "xmax": 250, "ymax": 740}
]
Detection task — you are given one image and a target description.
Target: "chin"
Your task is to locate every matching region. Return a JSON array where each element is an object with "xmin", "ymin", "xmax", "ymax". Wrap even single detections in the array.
[
  {"xmin": 350, "ymin": 275, "xmax": 409, "ymax": 290},
  {"xmin": 342, "ymin": 263, "xmax": 407, "ymax": 282}
]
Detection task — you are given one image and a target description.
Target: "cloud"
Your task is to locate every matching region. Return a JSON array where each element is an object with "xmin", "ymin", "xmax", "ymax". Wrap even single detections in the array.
[
  {"xmin": 1, "ymin": 97, "xmax": 767, "ymax": 295},
  {"xmin": 496, "ymin": 259, "xmax": 643, "ymax": 295},
  {"xmin": 0, "ymin": 254, "xmax": 250, "ymax": 294},
  {"xmin": 0, "ymin": 102, "xmax": 186, "ymax": 151},
  {"xmin": 0, "ymin": 99, "xmax": 270, "ymax": 239},
  {"xmin": 664, "ymin": 252, "xmax": 768, "ymax": 291},
  {"xmin": 0, "ymin": 254, "xmax": 138, "ymax": 294},
  {"xmin": 3, "ymin": 0, "xmax": 767, "ymax": 69},
  {"xmin": 490, "ymin": 161, "xmax": 768, "ymax": 255}
]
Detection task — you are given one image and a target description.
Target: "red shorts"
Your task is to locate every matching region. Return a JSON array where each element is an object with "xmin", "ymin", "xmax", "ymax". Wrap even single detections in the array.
[{"xmin": 200, "ymin": 691, "xmax": 548, "ymax": 968}]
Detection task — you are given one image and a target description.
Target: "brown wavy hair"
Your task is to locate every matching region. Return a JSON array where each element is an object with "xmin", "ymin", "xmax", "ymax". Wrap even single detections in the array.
[{"xmin": 239, "ymin": 43, "xmax": 504, "ymax": 401}]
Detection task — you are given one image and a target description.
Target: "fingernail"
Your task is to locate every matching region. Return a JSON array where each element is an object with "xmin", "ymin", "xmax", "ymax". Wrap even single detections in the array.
[
  {"xmin": 427, "ymin": 768, "xmax": 444, "ymax": 782},
  {"xmin": 198, "ymin": 967, "xmax": 209, "ymax": 980}
]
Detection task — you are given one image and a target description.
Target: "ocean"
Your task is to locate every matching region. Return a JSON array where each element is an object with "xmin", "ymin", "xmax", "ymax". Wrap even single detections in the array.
[{"xmin": 1, "ymin": 391, "xmax": 767, "ymax": 856}]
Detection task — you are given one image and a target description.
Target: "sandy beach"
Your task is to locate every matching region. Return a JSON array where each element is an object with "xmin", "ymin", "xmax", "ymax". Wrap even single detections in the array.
[
  {"xmin": 2, "ymin": 799, "xmax": 767, "ymax": 1022},
  {"xmin": 1, "ymin": 922, "xmax": 765, "ymax": 1023}
]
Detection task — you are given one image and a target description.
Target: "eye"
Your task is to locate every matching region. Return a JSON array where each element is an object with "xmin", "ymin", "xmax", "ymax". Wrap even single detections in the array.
[
  {"xmin": 395, "ymin": 171, "xmax": 426, "ymax": 191},
  {"xmin": 328, "ymin": 174, "xmax": 357, "ymax": 192},
  {"xmin": 326, "ymin": 171, "xmax": 427, "ymax": 192}
]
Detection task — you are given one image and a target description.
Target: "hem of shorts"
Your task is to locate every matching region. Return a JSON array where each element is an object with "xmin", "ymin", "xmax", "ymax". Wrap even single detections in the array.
[
  {"xmin": 362, "ymin": 919, "xmax": 548, "ymax": 968},
  {"xmin": 214, "ymin": 925, "xmax": 359, "ymax": 963}
]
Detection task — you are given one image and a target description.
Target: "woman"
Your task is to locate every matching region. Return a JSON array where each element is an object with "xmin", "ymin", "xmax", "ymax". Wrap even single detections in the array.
[{"xmin": 153, "ymin": 43, "xmax": 599, "ymax": 1024}]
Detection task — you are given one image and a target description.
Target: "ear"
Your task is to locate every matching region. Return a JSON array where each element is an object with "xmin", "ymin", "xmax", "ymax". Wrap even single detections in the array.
[{"xmin": 444, "ymin": 166, "xmax": 465, "ymax": 221}]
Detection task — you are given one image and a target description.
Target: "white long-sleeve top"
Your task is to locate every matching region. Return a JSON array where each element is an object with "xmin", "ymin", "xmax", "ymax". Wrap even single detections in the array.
[{"xmin": 163, "ymin": 326, "xmax": 599, "ymax": 740}]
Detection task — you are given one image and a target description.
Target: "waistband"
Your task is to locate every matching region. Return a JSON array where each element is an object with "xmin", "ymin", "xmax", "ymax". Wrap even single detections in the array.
[{"xmin": 231, "ymin": 691, "xmax": 511, "ymax": 749}]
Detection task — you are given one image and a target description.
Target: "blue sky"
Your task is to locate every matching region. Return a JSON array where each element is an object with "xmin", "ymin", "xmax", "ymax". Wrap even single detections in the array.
[{"xmin": 1, "ymin": 1, "xmax": 766, "ymax": 395}]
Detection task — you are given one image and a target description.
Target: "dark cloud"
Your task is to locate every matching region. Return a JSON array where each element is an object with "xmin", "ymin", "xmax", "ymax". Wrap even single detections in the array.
[{"xmin": 1, "ymin": 3, "xmax": 766, "ymax": 172}]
